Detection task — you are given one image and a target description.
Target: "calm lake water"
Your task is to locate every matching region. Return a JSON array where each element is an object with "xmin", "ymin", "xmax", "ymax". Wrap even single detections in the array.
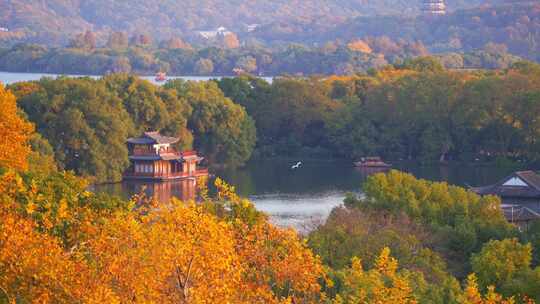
[
  {"xmin": 95, "ymin": 159, "xmax": 528, "ymax": 232},
  {"xmin": 0, "ymin": 71, "xmax": 272, "ymax": 85}
]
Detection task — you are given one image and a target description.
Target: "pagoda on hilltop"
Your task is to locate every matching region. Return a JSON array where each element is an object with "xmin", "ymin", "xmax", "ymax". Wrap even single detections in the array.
[{"xmin": 422, "ymin": 0, "xmax": 446, "ymax": 16}]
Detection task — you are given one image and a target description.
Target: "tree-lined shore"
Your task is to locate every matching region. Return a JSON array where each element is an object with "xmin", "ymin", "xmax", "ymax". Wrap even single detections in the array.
[{"xmin": 5, "ymin": 58, "xmax": 540, "ymax": 183}]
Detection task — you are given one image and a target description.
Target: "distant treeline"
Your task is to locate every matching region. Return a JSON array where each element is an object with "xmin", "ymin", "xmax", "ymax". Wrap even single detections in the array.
[
  {"xmin": 8, "ymin": 57, "xmax": 540, "ymax": 182},
  {"xmin": 0, "ymin": 41, "xmax": 524, "ymax": 76},
  {"xmin": 1, "ymin": 1, "xmax": 539, "ymax": 76},
  {"xmin": 217, "ymin": 57, "xmax": 540, "ymax": 164}
]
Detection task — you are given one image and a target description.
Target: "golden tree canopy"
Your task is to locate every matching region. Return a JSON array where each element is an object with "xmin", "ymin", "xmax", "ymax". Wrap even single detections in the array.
[{"xmin": 0, "ymin": 83, "xmax": 34, "ymax": 171}]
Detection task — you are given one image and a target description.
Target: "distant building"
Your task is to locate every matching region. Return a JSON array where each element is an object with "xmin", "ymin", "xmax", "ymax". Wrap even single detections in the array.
[
  {"xmin": 246, "ymin": 24, "xmax": 260, "ymax": 32},
  {"xmin": 0, "ymin": 27, "xmax": 8, "ymax": 32},
  {"xmin": 422, "ymin": 0, "xmax": 446, "ymax": 16},
  {"xmin": 196, "ymin": 26, "xmax": 232, "ymax": 40},
  {"xmin": 472, "ymin": 171, "xmax": 540, "ymax": 229},
  {"xmin": 123, "ymin": 131, "xmax": 208, "ymax": 181}
]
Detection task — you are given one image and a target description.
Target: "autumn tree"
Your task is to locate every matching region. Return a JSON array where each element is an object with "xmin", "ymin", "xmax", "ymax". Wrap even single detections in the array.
[
  {"xmin": 0, "ymin": 84, "xmax": 33, "ymax": 171},
  {"xmin": 161, "ymin": 37, "xmax": 191, "ymax": 50},
  {"xmin": 0, "ymin": 170, "xmax": 325, "ymax": 303},
  {"xmin": 334, "ymin": 248, "xmax": 417, "ymax": 304},
  {"xmin": 471, "ymin": 239, "xmax": 540, "ymax": 301},
  {"xmin": 460, "ymin": 274, "xmax": 517, "ymax": 304},
  {"xmin": 219, "ymin": 32, "xmax": 240, "ymax": 49},
  {"xmin": 107, "ymin": 31, "xmax": 129, "ymax": 49},
  {"xmin": 347, "ymin": 39, "xmax": 373, "ymax": 53},
  {"xmin": 69, "ymin": 30, "xmax": 97, "ymax": 49},
  {"xmin": 194, "ymin": 58, "xmax": 214, "ymax": 75},
  {"xmin": 235, "ymin": 56, "xmax": 257, "ymax": 73},
  {"xmin": 0, "ymin": 207, "xmax": 119, "ymax": 303},
  {"xmin": 205, "ymin": 178, "xmax": 326, "ymax": 303},
  {"xmin": 85, "ymin": 201, "xmax": 245, "ymax": 303},
  {"xmin": 0, "ymin": 169, "xmax": 124, "ymax": 302}
]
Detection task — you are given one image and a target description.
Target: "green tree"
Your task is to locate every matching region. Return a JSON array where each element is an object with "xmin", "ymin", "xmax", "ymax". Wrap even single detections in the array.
[
  {"xmin": 11, "ymin": 78, "xmax": 133, "ymax": 182},
  {"xmin": 194, "ymin": 58, "xmax": 215, "ymax": 75},
  {"xmin": 471, "ymin": 238, "xmax": 540, "ymax": 300},
  {"xmin": 165, "ymin": 80, "xmax": 256, "ymax": 166}
]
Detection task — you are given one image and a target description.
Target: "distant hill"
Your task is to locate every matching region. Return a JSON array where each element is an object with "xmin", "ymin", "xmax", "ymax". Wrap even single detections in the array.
[
  {"xmin": 315, "ymin": 1, "xmax": 540, "ymax": 62},
  {"xmin": 0, "ymin": 0, "xmax": 499, "ymax": 46}
]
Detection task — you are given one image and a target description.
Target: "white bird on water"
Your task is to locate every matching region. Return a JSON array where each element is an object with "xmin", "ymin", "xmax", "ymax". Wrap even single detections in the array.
[{"xmin": 291, "ymin": 161, "xmax": 302, "ymax": 169}]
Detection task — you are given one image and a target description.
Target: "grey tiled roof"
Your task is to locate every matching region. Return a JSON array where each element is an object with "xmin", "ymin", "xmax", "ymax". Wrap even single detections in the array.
[
  {"xmin": 502, "ymin": 205, "xmax": 540, "ymax": 222},
  {"xmin": 127, "ymin": 131, "xmax": 179, "ymax": 145},
  {"xmin": 472, "ymin": 171, "xmax": 540, "ymax": 198}
]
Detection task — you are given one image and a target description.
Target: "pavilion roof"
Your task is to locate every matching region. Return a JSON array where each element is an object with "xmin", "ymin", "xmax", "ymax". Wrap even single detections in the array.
[
  {"xmin": 472, "ymin": 171, "xmax": 540, "ymax": 198},
  {"xmin": 127, "ymin": 131, "xmax": 179, "ymax": 145},
  {"xmin": 502, "ymin": 205, "xmax": 540, "ymax": 222}
]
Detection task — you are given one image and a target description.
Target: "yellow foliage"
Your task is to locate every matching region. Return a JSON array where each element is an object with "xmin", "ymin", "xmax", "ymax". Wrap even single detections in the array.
[
  {"xmin": 461, "ymin": 274, "xmax": 516, "ymax": 304},
  {"xmin": 212, "ymin": 177, "xmax": 326, "ymax": 303},
  {"xmin": 86, "ymin": 201, "xmax": 244, "ymax": 303},
  {"xmin": 0, "ymin": 207, "xmax": 118, "ymax": 303},
  {"xmin": 374, "ymin": 67, "xmax": 419, "ymax": 82},
  {"xmin": 0, "ymin": 84, "xmax": 34, "ymax": 171},
  {"xmin": 347, "ymin": 39, "xmax": 373, "ymax": 54},
  {"xmin": 335, "ymin": 247, "xmax": 417, "ymax": 304},
  {"xmin": 0, "ymin": 173, "xmax": 326, "ymax": 303}
]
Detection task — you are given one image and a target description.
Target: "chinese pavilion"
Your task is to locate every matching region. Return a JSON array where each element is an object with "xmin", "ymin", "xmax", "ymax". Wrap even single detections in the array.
[
  {"xmin": 472, "ymin": 171, "xmax": 540, "ymax": 229},
  {"xmin": 123, "ymin": 131, "xmax": 208, "ymax": 181},
  {"xmin": 422, "ymin": 0, "xmax": 446, "ymax": 16}
]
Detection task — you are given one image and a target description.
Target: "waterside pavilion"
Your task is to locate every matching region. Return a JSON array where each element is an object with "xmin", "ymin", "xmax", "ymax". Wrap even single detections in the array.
[{"xmin": 123, "ymin": 131, "xmax": 208, "ymax": 181}]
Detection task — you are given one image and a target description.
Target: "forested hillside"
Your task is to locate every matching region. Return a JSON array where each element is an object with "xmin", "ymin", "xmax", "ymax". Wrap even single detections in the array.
[
  {"xmin": 313, "ymin": 1, "xmax": 540, "ymax": 62},
  {"xmin": 0, "ymin": 0, "xmax": 498, "ymax": 46}
]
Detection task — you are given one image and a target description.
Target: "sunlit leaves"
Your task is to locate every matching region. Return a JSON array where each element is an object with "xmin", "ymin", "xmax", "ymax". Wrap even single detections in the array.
[{"xmin": 0, "ymin": 84, "xmax": 33, "ymax": 171}]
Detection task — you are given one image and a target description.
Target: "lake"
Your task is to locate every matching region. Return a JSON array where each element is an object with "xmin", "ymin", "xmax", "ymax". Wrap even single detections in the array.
[
  {"xmin": 94, "ymin": 159, "xmax": 525, "ymax": 232},
  {"xmin": 0, "ymin": 71, "xmax": 272, "ymax": 85}
]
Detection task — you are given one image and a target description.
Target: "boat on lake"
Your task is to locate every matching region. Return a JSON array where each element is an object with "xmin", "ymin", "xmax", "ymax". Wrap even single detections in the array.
[
  {"xmin": 155, "ymin": 72, "xmax": 167, "ymax": 82},
  {"xmin": 354, "ymin": 157, "xmax": 391, "ymax": 168}
]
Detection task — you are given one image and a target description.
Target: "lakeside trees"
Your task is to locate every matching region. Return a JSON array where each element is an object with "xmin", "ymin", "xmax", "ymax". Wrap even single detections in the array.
[
  {"xmin": 0, "ymin": 42, "xmax": 523, "ymax": 76},
  {"xmin": 0, "ymin": 98, "xmax": 322, "ymax": 302},
  {"xmin": 217, "ymin": 59, "xmax": 540, "ymax": 164},
  {"xmin": 0, "ymin": 86, "xmax": 538, "ymax": 302},
  {"xmin": 309, "ymin": 170, "xmax": 540, "ymax": 303},
  {"xmin": 3, "ymin": 58, "xmax": 540, "ymax": 183},
  {"xmin": 4, "ymin": 58, "xmax": 539, "ymax": 183},
  {"xmin": 9, "ymin": 76, "xmax": 256, "ymax": 182}
]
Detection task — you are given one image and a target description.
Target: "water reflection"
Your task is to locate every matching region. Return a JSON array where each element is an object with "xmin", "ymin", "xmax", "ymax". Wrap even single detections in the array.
[
  {"xmin": 96, "ymin": 178, "xmax": 197, "ymax": 203},
  {"xmin": 95, "ymin": 159, "xmax": 529, "ymax": 231}
]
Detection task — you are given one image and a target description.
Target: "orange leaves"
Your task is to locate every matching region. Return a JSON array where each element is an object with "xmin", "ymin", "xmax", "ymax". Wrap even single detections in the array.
[
  {"xmin": 0, "ymin": 173, "xmax": 326, "ymax": 303},
  {"xmin": 84, "ymin": 202, "xmax": 245, "ymax": 303},
  {"xmin": 0, "ymin": 211, "xmax": 118, "ymax": 303},
  {"xmin": 235, "ymin": 221, "xmax": 326, "ymax": 303},
  {"xmin": 0, "ymin": 84, "xmax": 34, "ymax": 171},
  {"xmin": 208, "ymin": 178, "xmax": 326, "ymax": 303}
]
